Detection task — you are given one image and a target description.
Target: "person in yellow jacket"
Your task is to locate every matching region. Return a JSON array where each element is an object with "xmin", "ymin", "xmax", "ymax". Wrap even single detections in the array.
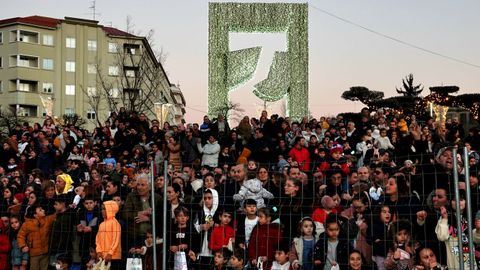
[{"xmin": 96, "ymin": 200, "xmax": 121, "ymax": 269}]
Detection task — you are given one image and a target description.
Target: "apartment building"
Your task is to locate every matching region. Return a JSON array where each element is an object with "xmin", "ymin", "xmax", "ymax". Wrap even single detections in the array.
[{"xmin": 0, "ymin": 15, "xmax": 185, "ymax": 128}]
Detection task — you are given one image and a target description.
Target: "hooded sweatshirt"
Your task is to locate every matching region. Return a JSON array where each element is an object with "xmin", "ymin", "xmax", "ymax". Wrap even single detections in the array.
[{"xmin": 96, "ymin": 201, "xmax": 121, "ymax": 260}]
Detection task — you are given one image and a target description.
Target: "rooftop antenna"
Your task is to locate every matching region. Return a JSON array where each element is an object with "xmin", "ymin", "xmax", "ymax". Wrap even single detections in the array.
[{"xmin": 86, "ymin": 0, "xmax": 101, "ymax": 20}]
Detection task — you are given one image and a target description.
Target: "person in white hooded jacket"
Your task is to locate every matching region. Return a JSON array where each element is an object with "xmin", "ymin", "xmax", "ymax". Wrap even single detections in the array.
[{"xmin": 197, "ymin": 135, "xmax": 221, "ymax": 168}]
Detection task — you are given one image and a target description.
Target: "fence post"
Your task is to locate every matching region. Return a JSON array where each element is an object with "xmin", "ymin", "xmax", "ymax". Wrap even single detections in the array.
[
  {"xmin": 150, "ymin": 161, "xmax": 158, "ymax": 270},
  {"xmin": 463, "ymin": 147, "xmax": 475, "ymax": 269},
  {"xmin": 452, "ymin": 147, "xmax": 465, "ymax": 270},
  {"xmin": 163, "ymin": 160, "xmax": 168, "ymax": 270}
]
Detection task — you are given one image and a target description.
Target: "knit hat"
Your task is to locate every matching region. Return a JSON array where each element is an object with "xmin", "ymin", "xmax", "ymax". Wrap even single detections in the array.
[
  {"xmin": 330, "ymin": 143, "xmax": 343, "ymax": 155},
  {"xmin": 321, "ymin": 195, "xmax": 336, "ymax": 210},
  {"xmin": 476, "ymin": 210, "xmax": 480, "ymax": 220}
]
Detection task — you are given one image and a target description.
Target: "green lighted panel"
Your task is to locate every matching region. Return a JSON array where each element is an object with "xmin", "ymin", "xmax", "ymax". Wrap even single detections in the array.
[{"xmin": 208, "ymin": 2, "xmax": 309, "ymax": 119}]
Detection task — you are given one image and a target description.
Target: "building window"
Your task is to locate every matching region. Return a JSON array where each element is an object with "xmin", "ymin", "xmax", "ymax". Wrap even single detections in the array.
[
  {"xmin": 65, "ymin": 108, "xmax": 75, "ymax": 115},
  {"xmin": 43, "ymin": 34, "xmax": 54, "ymax": 46},
  {"xmin": 87, "ymin": 40, "xmax": 97, "ymax": 51},
  {"xmin": 18, "ymin": 82, "xmax": 30, "ymax": 91},
  {"xmin": 42, "ymin": 59, "xmax": 54, "ymax": 70},
  {"xmin": 87, "ymin": 64, "xmax": 97, "ymax": 74},
  {"xmin": 87, "ymin": 87, "xmax": 97, "ymax": 96},
  {"xmin": 87, "ymin": 110, "xmax": 96, "ymax": 120},
  {"xmin": 65, "ymin": 85, "xmax": 75, "ymax": 95},
  {"xmin": 66, "ymin": 61, "xmax": 75, "ymax": 72},
  {"xmin": 0, "ymin": 32, "xmax": 3, "ymax": 43},
  {"xmin": 66, "ymin": 37, "xmax": 76, "ymax": 48},
  {"xmin": 124, "ymin": 43, "xmax": 141, "ymax": 55},
  {"xmin": 109, "ymin": 88, "xmax": 119, "ymax": 98},
  {"xmin": 43, "ymin": 82, "xmax": 53, "ymax": 93},
  {"xmin": 0, "ymin": 81, "xmax": 3, "ymax": 92},
  {"xmin": 0, "ymin": 57, "xmax": 2, "ymax": 68},
  {"xmin": 108, "ymin": 66, "xmax": 119, "ymax": 76},
  {"xmin": 108, "ymin": 42, "xmax": 118, "ymax": 53},
  {"xmin": 125, "ymin": 69, "xmax": 136, "ymax": 78}
]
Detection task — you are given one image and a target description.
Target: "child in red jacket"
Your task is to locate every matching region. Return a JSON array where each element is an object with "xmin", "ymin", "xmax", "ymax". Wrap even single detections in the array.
[
  {"xmin": 209, "ymin": 207, "xmax": 235, "ymax": 253},
  {"xmin": 248, "ymin": 207, "xmax": 283, "ymax": 269}
]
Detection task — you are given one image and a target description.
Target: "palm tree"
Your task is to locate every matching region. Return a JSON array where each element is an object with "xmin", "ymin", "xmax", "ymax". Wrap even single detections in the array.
[{"xmin": 396, "ymin": 74, "xmax": 423, "ymax": 97}]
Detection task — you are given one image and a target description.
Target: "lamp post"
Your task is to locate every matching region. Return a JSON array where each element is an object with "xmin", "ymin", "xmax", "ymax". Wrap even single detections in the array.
[{"xmin": 154, "ymin": 102, "xmax": 163, "ymax": 124}]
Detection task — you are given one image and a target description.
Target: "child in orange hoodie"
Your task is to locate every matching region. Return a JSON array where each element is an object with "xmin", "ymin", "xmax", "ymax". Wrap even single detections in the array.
[{"xmin": 96, "ymin": 200, "xmax": 121, "ymax": 269}]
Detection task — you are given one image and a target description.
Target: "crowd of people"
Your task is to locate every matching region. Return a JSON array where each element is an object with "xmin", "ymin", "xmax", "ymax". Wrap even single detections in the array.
[{"xmin": 0, "ymin": 107, "xmax": 480, "ymax": 270}]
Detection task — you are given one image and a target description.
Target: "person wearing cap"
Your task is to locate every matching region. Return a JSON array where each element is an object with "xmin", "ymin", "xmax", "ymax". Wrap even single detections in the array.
[{"xmin": 319, "ymin": 143, "xmax": 350, "ymax": 176}]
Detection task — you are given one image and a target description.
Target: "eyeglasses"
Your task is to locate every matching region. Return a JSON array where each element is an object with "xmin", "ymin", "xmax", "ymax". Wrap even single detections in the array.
[{"xmin": 373, "ymin": 171, "xmax": 382, "ymax": 175}]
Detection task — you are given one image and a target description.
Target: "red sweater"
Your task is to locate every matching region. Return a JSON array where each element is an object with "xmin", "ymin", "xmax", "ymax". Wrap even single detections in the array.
[
  {"xmin": 248, "ymin": 223, "xmax": 282, "ymax": 263},
  {"xmin": 289, "ymin": 147, "xmax": 311, "ymax": 171},
  {"xmin": 208, "ymin": 224, "xmax": 235, "ymax": 252}
]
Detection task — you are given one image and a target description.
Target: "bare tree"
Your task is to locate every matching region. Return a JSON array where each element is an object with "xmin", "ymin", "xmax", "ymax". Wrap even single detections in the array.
[
  {"xmin": 92, "ymin": 19, "xmax": 170, "ymax": 120},
  {"xmin": 212, "ymin": 101, "xmax": 245, "ymax": 124},
  {"xmin": 0, "ymin": 108, "xmax": 23, "ymax": 139}
]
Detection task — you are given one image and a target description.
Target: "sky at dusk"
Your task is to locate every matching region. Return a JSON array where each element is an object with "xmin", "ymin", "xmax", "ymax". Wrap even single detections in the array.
[{"xmin": 3, "ymin": 0, "xmax": 480, "ymax": 124}]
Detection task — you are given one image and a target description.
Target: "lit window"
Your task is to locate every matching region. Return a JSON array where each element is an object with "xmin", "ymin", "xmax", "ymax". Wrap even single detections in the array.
[
  {"xmin": 43, "ymin": 35, "xmax": 53, "ymax": 46},
  {"xmin": 65, "ymin": 85, "xmax": 75, "ymax": 95},
  {"xmin": 66, "ymin": 37, "xmax": 76, "ymax": 48},
  {"xmin": 66, "ymin": 61, "xmax": 75, "ymax": 72},
  {"xmin": 42, "ymin": 59, "xmax": 54, "ymax": 70},
  {"xmin": 87, "ymin": 40, "xmax": 97, "ymax": 51}
]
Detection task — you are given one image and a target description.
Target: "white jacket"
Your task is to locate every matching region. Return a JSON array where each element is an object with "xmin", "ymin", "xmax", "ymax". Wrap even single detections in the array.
[{"xmin": 197, "ymin": 141, "xmax": 220, "ymax": 167}]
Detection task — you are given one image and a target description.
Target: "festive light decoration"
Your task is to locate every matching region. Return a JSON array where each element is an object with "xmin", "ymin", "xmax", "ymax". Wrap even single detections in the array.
[
  {"xmin": 227, "ymin": 47, "xmax": 262, "ymax": 90},
  {"xmin": 253, "ymin": 51, "xmax": 290, "ymax": 101},
  {"xmin": 208, "ymin": 2, "xmax": 308, "ymax": 119}
]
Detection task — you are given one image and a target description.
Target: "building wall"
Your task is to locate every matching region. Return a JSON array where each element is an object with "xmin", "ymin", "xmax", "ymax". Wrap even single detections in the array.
[{"xmin": 0, "ymin": 17, "xmax": 178, "ymax": 130}]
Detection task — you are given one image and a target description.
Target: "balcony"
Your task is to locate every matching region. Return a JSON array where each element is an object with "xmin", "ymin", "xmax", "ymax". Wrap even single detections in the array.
[
  {"xmin": 10, "ymin": 55, "xmax": 39, "ymax": 68},
  {"xmin": 10, "ymin": 104, "xmax": 38, "ymax": 117},
  {"xmin": 10, "ymin": 30, "xmax": 39, "ymax": 44},
  {"xmin": 10, "ymin": 79, "xmax": 38, "ymax": 92}
]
